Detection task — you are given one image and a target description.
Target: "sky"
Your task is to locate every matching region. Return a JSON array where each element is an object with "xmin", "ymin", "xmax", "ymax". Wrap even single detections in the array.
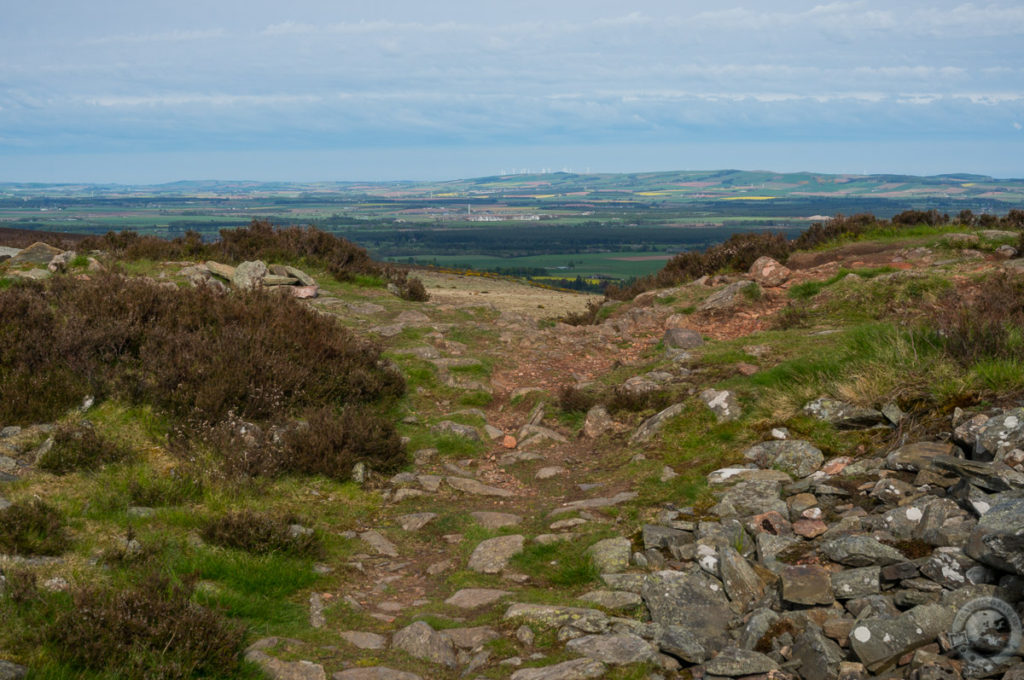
[{"xmin": 2, "ymin": 1, "xmax": 1023, "ymax": 183}]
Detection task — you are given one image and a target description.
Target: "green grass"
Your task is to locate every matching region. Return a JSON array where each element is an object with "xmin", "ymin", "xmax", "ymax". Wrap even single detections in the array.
[{"xmin": 511, "ymin": 540, "xmax": 601, "ymax": 588}]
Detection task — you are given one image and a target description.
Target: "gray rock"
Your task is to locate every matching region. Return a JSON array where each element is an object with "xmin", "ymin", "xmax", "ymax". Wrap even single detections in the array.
[
  {"xmin": 663, "ymin": 327, "xmax": 704, "ymax": 350},
  {"xmin": 391, "ymin": 620, "xmax": 457, "ymax": 668},
  {"xmin": 643, "ymin": 524, "xmax": 692, "ymax": 552},
  {"xmin": 739, "ymin": 609, "xmax": 779, "ymax": 651},
  {"xmin": 468, "ymin": 534, "xmax": 524, "ymax": 573},
  {"xmin": 359, "ymin": 530, "xmax": 399, "ymax": 557},
  {"xmin": 849, "ymin": 604, "xmax": 954, "ymax": 672},
  {"xmin": 886, "ymin": 441, "xmax": 960, "ymax": 472},
  {"xmin": 965, "ymin": 491, "xmax": 1024, "ymax": 576},
  {"xmin": 749, "ymin": 256, "xmax": 790, "ymax": 287},
  {"xmin": 658, "ymin": 624, "xmax": 709, "ymax": 663},
  {"xmin": 432, "ymin": 420, "xmax": 481, "ymax": 441},
  {"xmin": 9, "ymin": 242, "xmax": 62, "ymax": 266},
  {"xmin": 509, "ymin": 658, "xmax": 606, "ymax": 680},
  {"xmin": 503, "ymin": 603, "xmax": 610, "ymax": 634},
  {"xmin": 565, "ymin": 633, "xmax": 660, "ymax": 665},
  {"xmin": 744, "ymin": 440, "xmax": 824, "ymax": 478},
  {"xmin": 792, "ymin": 628, "xmax": 845, "ymax": 680},
  {"xmin": 700, "ymin": 388, "xmax": 741, "ymax": 422},
  {"xmin": 705, "ymin": 647, "xmax": 779, "ymax": 676},
  {"xmin": 245, "ymin": 638, "xmax": 327, "ymax": 680},
  {"xmin": 282, "ymin": 265, "xmax": 316, "ymax": 286},
  {"xmin": 579, "ymin": 590, "xmax": 643, "ymax": 610},
  {"xmin": 821, "ymin": 535, "xmax": 906, "ymax": 566},
  {"xmin": 582, "ymin": 405, "xmax": 615, "ymax": 439},
  {"xmin": 443, "ymin": 626, "xmax": 500, "ymax": 649},
  {"xmin": 233, "ymin": 260, "xmax": 269, "ymax": 290},
  {"xmin": 398, "ymin": 513, "xmax": 437, "ymax": 531},
  {"xmin": 712, "ymin": 479, "xmax": 788, "ymax": 518},
  {"xmin": 340, "ymin": 631, "xmax": 388, "ymax": 650},
  {"xmin": 333, "ymin": 668, "xmax": 422, "ymax": 680},
  {"xmin": 586, "ymin": 537, "xmax": 631, "ymax": 573},
  {"xmin": 975, "ymin": 408, "xmax": 1024, "ymax": 460},
  {"xmin": 931, "ymin": 456, "xmax": 1024, "ymax": 493},
  {"xmin": 630, "ymin": 403, "xmax": 685, "ymax": 443},
  {"xmin": 446, "ymin": 476, "xmax": 514, "ymax": 498},
  {"xmin": 444, "ymin": 588, "xmax": 511, "ymax": 609},
  {"xmin": 0, "ymin": 661, "xmax": 28, "ymax": 680},
  {"xmin": 700, "ymin": 280, "xmax": 761, "ymax": 311},
  {"xmin": 470, "ymin": 511, "xmax": 522, "ymax": 528},
  {"xmin": 719, "ymin": 546, "xmax": 765, "ymax": 607},
  {"xmin": 641, "ymin": 570, "xmax": 732, "ymax": 648},
  {"xmin": 832, "ymin": 566, "xmax": 881, "ymax": 600},
  {"xmin": 804, "ymin": 398, "xmax": 887, "ymax": 429},
  {"xmin": 551, "ymin": 491, "xmax": 637, "ymax": 515},
  {"xmin": 782, "ymin": 564, "xmax": 835, "ymax": 605}
]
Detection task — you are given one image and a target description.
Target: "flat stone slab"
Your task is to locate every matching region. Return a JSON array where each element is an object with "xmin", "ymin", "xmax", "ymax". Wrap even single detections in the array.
[
  {"xmin": 333, "ymin": 669, "xmax": 422, "ymax": 680},
  {"xmin": 359, "ymin": 530, "xmax": 399, "ymax": 557},
  {"xmin": 470, "ymin": 511, "xmax": 522, "ymax": 528},
  {"xmin": 565, "ymin": 633, "xmax": 660, "ymax": 665},
  {"xmin": 468, "ymin": 534, "xmax": 524, "ymax": 573},
  {"xmin": 397, "ymin": 513, "xmax": 437, "ymax": 531},
  {"xmin": 509, "ymin": 658, "xmax": 606, "ymax": 680},
  {"xmin": 550, "ymin": 491, "xmax": 637, "ymax": 516},
  {"xmin": 446, "ymin": 476, "xmax": 514, "ymax": 498},
  {"xmin": 503, "ymin": 603, "xmax": 610, "ymax": 634},
  {"xmin": 340, "ymin": 631, "xmax": 388, "ymax": 650},
  {"xmin": 444, "ymin": 588, "xmax": 511, "ymax": 609},
  {"xmin": 579, "ymin": 590, "xmax": 643, "ymax": 610}
]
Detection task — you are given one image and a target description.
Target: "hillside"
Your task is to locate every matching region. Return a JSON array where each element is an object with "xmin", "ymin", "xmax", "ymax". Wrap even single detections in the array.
[{"xmin": 1, "ymin": 222, "xmax": 1023, "ymax": 680}]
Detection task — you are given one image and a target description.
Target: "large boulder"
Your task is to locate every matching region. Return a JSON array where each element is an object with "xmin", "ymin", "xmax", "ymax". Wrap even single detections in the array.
[
  {"xmin": 233, "ymin": 260, "xmax": 269, "ymax": 290},
  {"xmin": 9, "ymin": 242, "xmax": 62, "ymax": 266},
  {"xmin": 700, "ymin": 280, "xmax": 762, "ymax": 311},
  {"xmin": 964, "ymin": 491, "xmax": 1024, "ymax": 576},
  {"xmin": 749, "ymin": 256, "xmax": 791, "ymax": 287},
  {"xmin": 641, "ymin": 570, "xmax": 733, "ymax": 649},
  {"xmin": 744, "ymin": 440, "xmax": 824, "ymax": 478}
]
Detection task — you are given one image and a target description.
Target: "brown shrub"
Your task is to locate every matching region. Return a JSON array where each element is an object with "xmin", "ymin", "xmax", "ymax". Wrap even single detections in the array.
[
  {"xmin": 79, "ymin": 220, "xmax": 381, "ymax": 281},
  {"xmin": 201, "ymin": 510, "xmax": 322, "ymax": 557},
  {"xmin": 49, "ymin": 572, "xmax": 245, "ymax": 680},
  {"xmin": 38, "ymin": 421, "xmax": 133, "ymax": 474},
  {"xmin": 558, "ymin": 385, "xmax": 598, "ymax": 413},
  {"xmin": 0, "ymin": 273, "xmax": 404, "ymax": 426},
  {"xmin": 559, "ymin": 299, "xmax": 603, "ymax": 326},
  {"xmin": 933, "ymin": 271, "xmax": 1024, "ymax": 365},
  {"xmin": 281, "ymin": 406, "xmax": 405, "ymax": 479},
  {"xmin": 0, "ymin": 499, "xmax": 71, "ymax": 556}
]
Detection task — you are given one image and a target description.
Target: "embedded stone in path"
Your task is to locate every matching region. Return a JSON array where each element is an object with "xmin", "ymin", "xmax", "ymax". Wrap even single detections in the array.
[
  {"xmin": 535, "ymin": 466, "xmax": 566, "ymax": 480},
  {"xmin": 446, "ymin": 476, "xmax": 514, "ymax": 498},
  {"xmin": 359, "ymin": 530, "xmax": 399, "ymax": 557},
  {"xmin": 333, "ymin": 668, "xmax": 422, "ymax": 680},
  {"xmin": 630, "ymin": 403, "xmax": 685, "ymax": 443},
  {"xmin": 391, "ymin": 621, "xmax": 457, "ymax": 669},
  {"xmin": 340, "ymin": 631, "xmax": 388, "ymax": 650},
  {"xmin": 468, "ymin": 534, "xmax": 524, "ymax": 573},
  {"xmin": 445, "ymin": 588, "xmax": 511, "ymax": 609},
  {"xmin": 397, "ymin": 513, "xmax": 437, "ymax": 531},
  {"xmin": 470, "ymin": 511, "xmax": 521, "ymax": 528},
  {"xmin": 550, "ymin": 491, "xmax": 637, "ymax": 515},
  {"xmin": 579, "ymin": 590, "xmax": 643, "ymax": 610},
  {"xmin": 509, "ymin": 658, "xmax": 606, "ymax": 680},
  {"xmin": 586, "ymin": 537, "xmax": 631, "ymax": 573},
  {"xmin": 705, "ymin": 647, "xmax": 780, "ymax": 676},
  {"xmin": 565, "ymin": 633, "xmax": 660, "ymax": 665},
  {"xmin": 245, "ymin": 638, "xmax": 326, "ymax": 680}
]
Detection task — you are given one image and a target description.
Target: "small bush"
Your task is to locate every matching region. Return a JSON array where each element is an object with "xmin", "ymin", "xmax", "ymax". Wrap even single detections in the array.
[
  {"xmin": 559, "ymin": 299, "xmax": 603, "ymax": 326},
  {"xmin": 201, "ymin": 510, "xmax": 322, "ymax": 557},
  {"xmin": 38, "ymin": 421, "xmax": 133, "ymax": 474},
  {"xmin": 127, "ymin": 470, "xmax": 204, "ymax": 507},
  {"xmin": 772, "ymin": 304, "xmax": 811, "ymax": 330},
  {"xmin": 558, "ymin": 385, "xmax": 598, "ymax": 413},
  {"xmin": 282, "ymin": 406, "xmax": 405, "ymax": 479},
  {"xmin": 49, "ymin": 572, "xmax": 245, "ymax": 680},
  {"xmin": 935, "ymin": 272, "xmax": 1024, "ymax": 365},
  {"xmin": 0, "ymin": 499, "xmax": 71, "ymax": 556}
]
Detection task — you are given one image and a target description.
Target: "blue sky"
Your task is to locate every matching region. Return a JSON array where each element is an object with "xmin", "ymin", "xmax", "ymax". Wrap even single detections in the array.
[{"xmin": 2, "ymin": 1, "xmax": 1023, "ymax": 182}]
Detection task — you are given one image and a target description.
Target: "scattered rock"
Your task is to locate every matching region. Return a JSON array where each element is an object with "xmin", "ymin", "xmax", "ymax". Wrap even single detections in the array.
[
  {"xmin": 509, "ymin": 658, "xmax": 606, "ymax": 680},
  {"xmin": 663, "ymin": 327, "xmax": 704, "ymax": 350},
  {"xmin": 804, "ymin": 398, "xmax": 888, "ymax": 429},
  {"xmin": 749, "ymin": 256, "xmax": 791, "ymax": 287},
  {"xmin": 700, "ymin": 280, "xmax": 761, "ymax": 311},
  {"xmin": 333, "ymin": 668, "xmax": 422, "ymax": 680},
  {"xmin": 444, "ymin": 588, "xmax": 511, "ymax": 609},
  {"xmin": 565, "ymin": 633, "xmax": 660, "ymax": 665},
  {"xmin": 391, "ymin": 621, "xmax": 457, "ymax": 668},
  {"xmin": 468, "ymin": 535, "xmax": 524, "ymax": 573},
  {"xmin": 340, "ymin": 631, "xmax": 388, "ymax": 650},
  {"xmin": 745, "ymin": 440, "xmax": 824, "ymax": 478},
  {"xmin": 705, "ymin": 647, "xmax": 780, "ymax": 676},
  {"xmin": 447, "ymin": 476, "xmax": 514, "ymax": 498},
  {"xmin": 586, "ymin": 537, "xmax": 631, "ymax": 573},
  {"xmin": 470, "ymin": 511, "xmax": 522, "ymax": 528},
  {"xmin": 700, "ymin": 389, "xmax": 741, "ymax": 422},
  {"xmin": 359, "ymin": 530, "xmax": 399, "ymax": 557},
  {"xmin": 630, "ymin": 403, "xmax": 685, "ymax": 443}
]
